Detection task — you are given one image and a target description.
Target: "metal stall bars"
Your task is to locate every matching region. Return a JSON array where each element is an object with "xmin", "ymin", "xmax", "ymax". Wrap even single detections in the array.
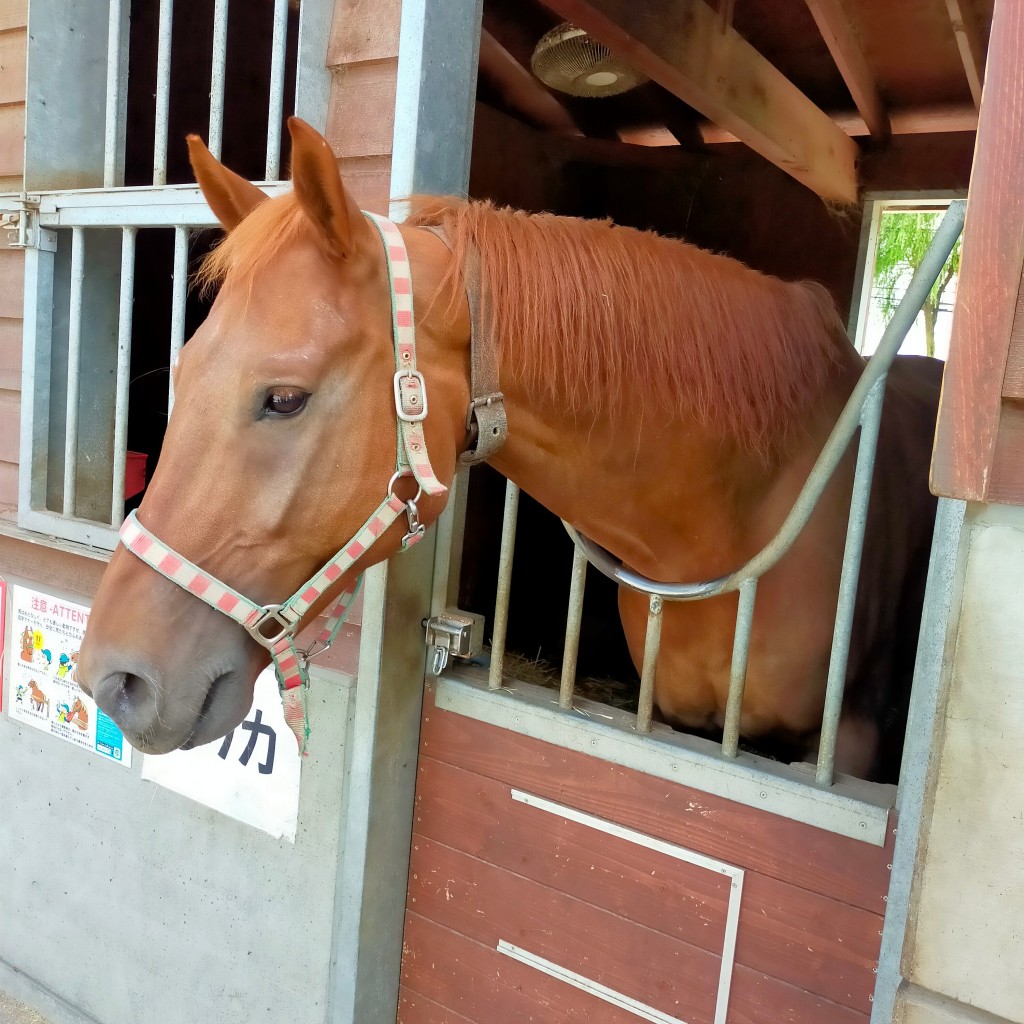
[
  {"xmin": 9, "ymin": 0, "xmax": 333, "ymax": 550},
  {"xmin": 448, "ymin": 200, "xmax": 965, "ymax": 792}
]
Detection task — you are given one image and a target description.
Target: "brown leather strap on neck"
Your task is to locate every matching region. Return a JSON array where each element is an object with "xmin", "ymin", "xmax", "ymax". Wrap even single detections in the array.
[
  {"xmin": 422, "ymin": 224, "xmax": 507, "ymax": 465},
  {"xmin": 460, "ymin": 243, "xmax": 507, "ymax": 464}
]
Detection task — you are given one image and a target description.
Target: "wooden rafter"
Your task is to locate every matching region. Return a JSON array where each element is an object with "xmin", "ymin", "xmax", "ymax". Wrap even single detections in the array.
[
  {"xmin": 804, "ymin": 0, "xmax": 890, "ymax": 141},
  {"xmin": 540, "ymin": 0, "xmax": 859, "ymax": 202},
  {"xmin": 945, "ymin": 0, "xmax": 987, "ymax": 108},
  {"xmin": 478, "ymin": 29, "xmax": 582, "ymax": 136},
  {"xmin": 702, "ymin": 103, "xmax": 978, "ymax": 144}
]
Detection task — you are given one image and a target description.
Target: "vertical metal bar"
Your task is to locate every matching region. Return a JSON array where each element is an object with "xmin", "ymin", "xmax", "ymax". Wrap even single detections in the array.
[
  {"xmin": 721, "ymin": 577, "xmax": 758, "ymax": 758},
  {"xmin": 636, "ymin": 595, "xmax": 663, "ymax": 733},
  {"xmin": 870, "ymin": 498, "xmax": 966, "ymax": 1024},
  {"xmin": 265, "ymin": 0, "xmax": 289, "ymax": 180},
  {"xmin": 168, "ymin": 226, "xmax": 189, "ymax": 411},
  {"xmin": 329, "ymin": 1, "xmax": 484, "ymax": 1020},
  {"xmin": 103, "ymin": 0, "xmax": 126, "ymax": 187},
  {"xmin": 488, "ymin": 481, "xmax": 519, "ymax": 690},
  {"xmin": 209, "ymin": 0, "xmax": 230, "ymax": 159},
  {"xmin": 153, "ymin": 0, "xmax": 174, "ymax": 186},
  {"xmin": 293, "ymin": 0, "xmax": 334, "ymax": 128},
  {"xmin": 430, "ymin": 468, "xmax": 470, "ymax": 618},
  {"xmin": 816, "ymin": 376, "xmax": 887, "ymax": 786},
  {"xmin": 63, "ymin": 228, "xmax": 86, "ymax": 517},
  {"xmin": 559, "ymin": 544, "xmax": 588, "ymax": 709},
  {"xmin": 18, "ymin": 226, "xmax": 57, "ymax": 520},
  {"xmin": 110, "ymin": 228, "xmax": 137, "ymax": 525}
]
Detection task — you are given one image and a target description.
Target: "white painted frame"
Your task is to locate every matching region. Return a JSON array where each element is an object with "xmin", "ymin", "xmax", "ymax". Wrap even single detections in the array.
[
  {"xmin": 505, "ymin": 790, "xmax": 743, "ymax": 1024},
  {"xmin": 847, "ymin": 190, "xmax": 968, "ymax": 352}
]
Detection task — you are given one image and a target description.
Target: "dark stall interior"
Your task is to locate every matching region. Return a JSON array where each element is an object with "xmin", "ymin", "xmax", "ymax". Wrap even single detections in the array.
[{"xmin": 121, "ymin": 0, "xmax": 299, "ymax": 510}]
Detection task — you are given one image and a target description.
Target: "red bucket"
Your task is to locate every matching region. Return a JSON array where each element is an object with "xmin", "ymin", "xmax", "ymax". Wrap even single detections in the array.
[{"xmin": 124, "ymin": 451, "xmax": 148, "ymax": 500}]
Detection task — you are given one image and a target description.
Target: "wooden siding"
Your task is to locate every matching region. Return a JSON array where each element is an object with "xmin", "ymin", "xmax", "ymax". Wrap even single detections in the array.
[
  {"xmin": 0, "ymin": 531, "xmax": 107, "ymax": 598},
  {"xmin": 326, "ymin": 0, "xmax": 400, "ymax": 215},
  {"xmin": 931, "ymin": 0, "xmax": 1024, "ymax": 504},
  {"xmin": 399, "ymin": 689, "xmax": 891, "ymax": 1023},
  {"xmin": 0, "ymin": 3, "xmax": 25, "ymax": 521}
]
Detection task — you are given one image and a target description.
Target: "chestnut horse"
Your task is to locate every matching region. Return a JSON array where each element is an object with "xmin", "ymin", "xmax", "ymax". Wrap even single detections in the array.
[{"xmin": 78, "ymin": 118, "xmax": 939, "ymax": 780}]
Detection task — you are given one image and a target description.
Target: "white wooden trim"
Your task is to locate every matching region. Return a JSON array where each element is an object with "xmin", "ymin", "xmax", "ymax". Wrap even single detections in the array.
[{"xmin": 506, "ymin": 789, "xmax": 744, "ymax": 1024}]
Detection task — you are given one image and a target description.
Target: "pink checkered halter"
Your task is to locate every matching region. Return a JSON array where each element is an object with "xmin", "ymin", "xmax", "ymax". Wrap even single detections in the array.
[{"xmin": 119, "ymin": 213, "xmax": 447, "ymax": 754}]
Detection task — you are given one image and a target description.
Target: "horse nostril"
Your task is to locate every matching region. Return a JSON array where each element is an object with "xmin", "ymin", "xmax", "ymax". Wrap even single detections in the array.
[
  {"xmin": 121, "ymin": 673, "xmax": 146, "ymax": 704},
  {"xmin": 93, "ymin": 669, "xmax": 161, "ymax": 734}
]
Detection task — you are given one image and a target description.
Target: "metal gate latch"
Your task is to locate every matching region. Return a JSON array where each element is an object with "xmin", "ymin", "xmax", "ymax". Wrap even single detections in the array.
[
  {"xmin": 0, "ymin": 193, "xmax": 49, "ymax": 250},
  {"xmin": 424, "ymin": 611, "xmax": 484, "ymax": 676}
]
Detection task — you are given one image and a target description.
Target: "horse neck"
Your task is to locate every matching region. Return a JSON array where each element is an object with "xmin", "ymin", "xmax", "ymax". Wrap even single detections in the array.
[
  {"xmin": 408, "ymin": 219, "xmax": 859, "ymax": 581},
  {"xmin": 484, "ymin": 343, "xmax": 859, "ymax": 584}
]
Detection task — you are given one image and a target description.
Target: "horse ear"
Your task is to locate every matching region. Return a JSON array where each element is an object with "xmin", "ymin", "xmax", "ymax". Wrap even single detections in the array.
[
  {"xmin": 287, "ymin": 116, "xmax": 370, "ymax": 261},
  {"xmin": 187, "ymin": 134, "xmax": 268, "ymax": 231}
]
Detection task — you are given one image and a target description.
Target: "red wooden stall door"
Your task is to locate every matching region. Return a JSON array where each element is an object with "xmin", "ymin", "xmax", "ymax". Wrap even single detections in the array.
[{"xmin": 398, "ymin": 688, "xmax": 892, "ymax": 1024}]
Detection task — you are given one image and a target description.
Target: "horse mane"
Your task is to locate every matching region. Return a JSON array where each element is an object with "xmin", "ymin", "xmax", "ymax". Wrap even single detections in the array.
[
  {"xmin": 198, "ymin": 192, "xmax": 852, "ymax": 454},
  {"xmin": 406, "ymin": 198, "xmax": 852, "ymax": 454},
  {"xmin": 196, "ymin": 192, "xmax": 308, "ymax": 294}
]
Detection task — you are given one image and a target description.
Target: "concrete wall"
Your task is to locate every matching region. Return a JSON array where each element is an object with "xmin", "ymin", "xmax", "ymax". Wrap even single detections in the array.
[
  {"xmin": 0, "ymin": 565, "xmax": 356, "ymax": 1024},
  {"xmin": 894, "ymin": 504, "xmax": 1024, "ymax": 1024}
]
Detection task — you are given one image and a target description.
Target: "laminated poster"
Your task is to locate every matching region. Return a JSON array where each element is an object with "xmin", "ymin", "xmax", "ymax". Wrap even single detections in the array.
[
  {"xmin": 7, "ymin": 585, "xmax": 133, "ymax": 767},
  {"xmin": 141, "ymin": 667, "xmax": 301, "ymax": 842}
]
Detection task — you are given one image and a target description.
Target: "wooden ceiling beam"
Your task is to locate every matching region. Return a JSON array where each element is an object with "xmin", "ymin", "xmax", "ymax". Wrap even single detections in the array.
[
  {"xmin": 804, "ymin": 0, "xmax": 890, "ymax": 141},
  {"xmin": 540, "ymin": 0, "xmax": 859, "ymax": 202},
  {"xmin": 944, "ymin": 0, "xmax": 987, "ymax": 108},
  {"xmin": 701, "ymin": 103, "xmax": 978, "ymax": 143}
]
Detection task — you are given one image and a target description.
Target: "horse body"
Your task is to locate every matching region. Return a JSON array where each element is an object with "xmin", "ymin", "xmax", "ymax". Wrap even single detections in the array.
[
  {"xmin": 473, "ymin": 297, "xmax": 937, "ymax": 778},
  {"xmin": 77, "ymin": 119, "xmax": 939, "ymax": 779}
]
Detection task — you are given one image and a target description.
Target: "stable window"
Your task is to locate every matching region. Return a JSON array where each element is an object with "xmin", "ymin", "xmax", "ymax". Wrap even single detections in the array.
[
  {"xmin": 5, "ymin": 0, "xmax": 332, "ymax": 549},
  {"xmin": 849, "ymin": 194, "xmax": 965, "ymax": 360}
]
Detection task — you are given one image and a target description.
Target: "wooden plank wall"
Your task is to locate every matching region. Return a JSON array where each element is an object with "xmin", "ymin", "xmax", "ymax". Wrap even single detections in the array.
[
  {"xmin": 399, "ymin": 687, "xmax": 894, "ymax": 1024},
  {"xmin": 0, "ymin": 0, "xmax": 26, "ymax": 521},
  {"xmin": 931, "ymin": 0, "xmax": 1024, "ymax": 505},
  {"xmin": 325, "ymin": 0, "xmax": 401, "ymax": 216}
]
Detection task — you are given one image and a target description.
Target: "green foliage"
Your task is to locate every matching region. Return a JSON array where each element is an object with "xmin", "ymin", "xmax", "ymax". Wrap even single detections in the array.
[
  {"xmin": 871, "ymin": 209, "xmax": 962, "ymax": 358},
  {"xmin": 872, "ymin": 210, "xmax": 962, "ymax": 321}
]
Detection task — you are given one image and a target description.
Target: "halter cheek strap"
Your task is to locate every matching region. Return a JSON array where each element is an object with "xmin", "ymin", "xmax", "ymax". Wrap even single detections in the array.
[{"xmin": 119, "ymin": 212, "xmax": 446, "ymax": 755}]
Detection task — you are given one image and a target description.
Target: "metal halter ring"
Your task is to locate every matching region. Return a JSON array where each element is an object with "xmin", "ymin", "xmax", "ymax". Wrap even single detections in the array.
[{"xmin": 387, "ymin": 470, "xmax": 423, "ymax": 506}]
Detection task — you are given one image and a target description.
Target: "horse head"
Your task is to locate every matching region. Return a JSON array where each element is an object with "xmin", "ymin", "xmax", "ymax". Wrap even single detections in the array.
[{"xmin": 78, "ymin": 118, "xmax": 470, "ymax": 754}]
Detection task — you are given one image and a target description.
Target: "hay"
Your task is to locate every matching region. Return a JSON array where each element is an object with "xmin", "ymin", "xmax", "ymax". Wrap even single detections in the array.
[{"xmin": 501, "ymin": 650, "xmax": 639, "ymax": 712}]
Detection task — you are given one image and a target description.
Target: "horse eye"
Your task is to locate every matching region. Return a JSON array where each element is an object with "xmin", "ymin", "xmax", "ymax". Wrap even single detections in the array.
[{"xmin": 263, "ymin": 387, "xmax": 309, "ymax": 417}]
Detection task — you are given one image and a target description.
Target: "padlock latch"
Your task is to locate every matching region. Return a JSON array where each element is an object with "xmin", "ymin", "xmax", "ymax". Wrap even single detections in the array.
[{"xmin": 424, "ymin": 611, "xmax": 484, "ymax": 676}]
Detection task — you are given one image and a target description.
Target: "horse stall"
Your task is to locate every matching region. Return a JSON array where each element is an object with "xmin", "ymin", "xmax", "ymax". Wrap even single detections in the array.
[{"xmin": 2, "ymin": 2, "xmax": 1023, "ymax": 1024}]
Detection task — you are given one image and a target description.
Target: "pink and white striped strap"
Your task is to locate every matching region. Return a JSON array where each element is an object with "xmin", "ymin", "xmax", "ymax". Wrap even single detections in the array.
[
  {"xmin": 365, "ymin": 212, "xmax": 447, "ymax": 499},
  {"xmin": 118, "ymin": 213, "xmax": 443, "ymax": 754},
  {"xmin": 120, "ymin": 490, "xmax": 412, "ymax": 749}
]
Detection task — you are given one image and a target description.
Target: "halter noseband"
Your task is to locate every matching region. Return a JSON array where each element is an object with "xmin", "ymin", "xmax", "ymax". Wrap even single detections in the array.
[{"xmin": 119, "ymin": 213, "xmax": 448, "ymax": 754}]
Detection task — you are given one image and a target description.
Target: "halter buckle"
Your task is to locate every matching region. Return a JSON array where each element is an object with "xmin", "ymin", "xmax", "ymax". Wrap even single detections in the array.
[
  {"xmin": 465, "ymin": 391, "xmax": 505, "ymax": 432},
  {"xmin": 394, "ymin": 370, "xmax": 428, "ymax": 422},
  {"xmin": 247, "ymin": 603, "xmax": 298, "ymax": 649}
]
